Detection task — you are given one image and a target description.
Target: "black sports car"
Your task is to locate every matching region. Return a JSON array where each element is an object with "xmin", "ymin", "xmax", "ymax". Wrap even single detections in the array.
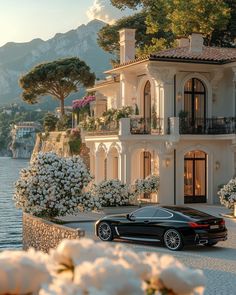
[{"xmin": 95, "ymin": 206, "xmax": 227, "ymax": 251}]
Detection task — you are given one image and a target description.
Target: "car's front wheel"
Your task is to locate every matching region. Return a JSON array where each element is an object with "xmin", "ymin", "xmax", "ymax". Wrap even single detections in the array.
[
  {"xmin": 97, "ymin": 222, "xmax": 113, "ymax": 241},
  {"xmin": 163, "ymin": 229, "xmax": 183, "ymax": 251}
]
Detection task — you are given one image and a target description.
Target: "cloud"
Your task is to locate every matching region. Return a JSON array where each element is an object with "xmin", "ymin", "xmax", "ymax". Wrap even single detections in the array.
[{"xmin": 87, "ymin": 0, "xmax": 133, "ymax": 24}]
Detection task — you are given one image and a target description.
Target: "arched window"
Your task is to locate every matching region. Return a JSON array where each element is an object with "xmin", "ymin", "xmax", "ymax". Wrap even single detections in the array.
[
  {"xmin": 143, "ymin": 81, "xmax": 151, "ymax": 133},
  {"xmin": 184, "ymin": 78, "xmax": 206, "ymax": 122}
]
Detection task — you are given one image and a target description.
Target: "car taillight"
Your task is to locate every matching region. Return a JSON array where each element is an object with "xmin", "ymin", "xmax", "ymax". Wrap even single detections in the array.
[
  {"xmin": 220, "ymin": 219, "xmax": 225, "ymax": 226},
  {"xmin": 188, "ymin": 222, "xmax": 209, "ymax": 228}
]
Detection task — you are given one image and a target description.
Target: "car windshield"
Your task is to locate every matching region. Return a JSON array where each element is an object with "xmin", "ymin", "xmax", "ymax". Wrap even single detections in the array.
[{"xmin": 166, "ymin": 207, "xmax": 211, "ymax": 219}]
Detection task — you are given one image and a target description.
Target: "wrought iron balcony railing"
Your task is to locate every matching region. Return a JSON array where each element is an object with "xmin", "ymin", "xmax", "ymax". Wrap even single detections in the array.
[
  {"xmin": 179, "ymin": 117, "xmax": 236, "ymax": 135},
  {"xmin": 130, "ymin": 117, "xmax": 164, "ymax": 135},
  {"xmin": 85, "ymin": 121, "xmax": 119, "ymax": 136}
]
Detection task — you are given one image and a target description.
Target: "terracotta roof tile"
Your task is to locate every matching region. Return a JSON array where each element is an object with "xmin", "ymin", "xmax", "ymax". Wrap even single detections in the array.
[
  {"xmin": 113, "ymin": 46, "xmax": 236, "ymax": 69},
  {"xmin": 150, "ymin": 46, "xmax": 236, "ymax": 63}
]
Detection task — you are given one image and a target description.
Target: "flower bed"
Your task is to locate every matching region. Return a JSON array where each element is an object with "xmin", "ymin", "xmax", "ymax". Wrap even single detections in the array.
[
  {"xmin": 218, "ymin": 178, "xmax": 236, "ymax": 209},
  {"xmin": 0, "ymin": 238, "xmax": 205, "ymax": 295}
]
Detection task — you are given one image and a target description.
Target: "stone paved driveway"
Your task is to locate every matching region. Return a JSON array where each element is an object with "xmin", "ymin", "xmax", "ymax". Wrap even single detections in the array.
[{"xmin": 66, "ymin": 205, "xmax": 236, "ymax": 295}]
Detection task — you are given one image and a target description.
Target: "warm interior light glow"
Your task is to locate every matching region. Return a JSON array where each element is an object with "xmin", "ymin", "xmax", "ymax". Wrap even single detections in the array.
[
  {"xmin": 165, "ymin": 158, "xmax": 170, "ymax": 167},
  {"xmin": 195, "ymin": 96, "xmax": 199, "ymax": 111}
]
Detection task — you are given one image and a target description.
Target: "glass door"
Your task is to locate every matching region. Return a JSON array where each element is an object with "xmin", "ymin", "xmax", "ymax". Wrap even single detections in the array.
[{"xmin": 184, "ymin": 151, "xmax": 207, "ymax": 203}]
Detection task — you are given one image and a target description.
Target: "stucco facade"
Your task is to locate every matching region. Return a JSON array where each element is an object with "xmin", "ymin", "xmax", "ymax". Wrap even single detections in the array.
[{"xmin": 82, "ymin": 31, "xmax": 236, "ymax": 206}]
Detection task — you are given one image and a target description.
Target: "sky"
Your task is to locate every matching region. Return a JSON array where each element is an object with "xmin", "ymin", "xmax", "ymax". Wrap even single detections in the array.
[{"xmin": 0, "ymin": 0, "xmax": 133, "ymax": 46}]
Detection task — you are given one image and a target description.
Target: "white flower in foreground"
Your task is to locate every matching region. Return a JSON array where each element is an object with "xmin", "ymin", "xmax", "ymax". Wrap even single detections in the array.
[
  {"xmin": 0, "ymin": 249, "xmax": 50, "ymax": 294},
  {"xmin": 74, "ymin": 257, "xmax": 143, "ymax": 295},
  {"xmin": 39, "ymin": 279, "xmax": 82, "ymax": 295},
  {"xmin": 49, "ymin": 238, "xmax": 205, "ymax": 295},
  {"xmin": 148, "ymin": 255, "xmax": 205, "ymax": 295}
]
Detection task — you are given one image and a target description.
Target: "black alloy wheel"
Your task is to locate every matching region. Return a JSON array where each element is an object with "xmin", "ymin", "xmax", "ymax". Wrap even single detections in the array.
[
  {"xmin": 163, "ymin": 229, "xmax": 184, "ymax": 251},
  {"xmin": 97, "ymin": 222, "xmax": 113, "ymax": 241}
]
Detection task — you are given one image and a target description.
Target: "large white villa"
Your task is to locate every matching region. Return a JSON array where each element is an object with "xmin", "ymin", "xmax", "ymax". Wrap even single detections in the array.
[{"xmin": 82, "ymin": 29, "xmax": 236, "ymax": 206}]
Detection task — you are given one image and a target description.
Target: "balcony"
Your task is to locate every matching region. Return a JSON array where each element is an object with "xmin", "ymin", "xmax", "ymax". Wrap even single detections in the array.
[
  {"xmin": 85, "ymin": 121, "xmax": 119, "ymax": 136},
  {"xmin": 130, "ymin": 118, "xmax": 164, "ymax": 135},
  {"xmin": 83, "ymin": 117, "xmax": 167, "ymax": 137},
  {"xmin": 179, "ymin": 117, "xmax": 236, "ymax": 135}
]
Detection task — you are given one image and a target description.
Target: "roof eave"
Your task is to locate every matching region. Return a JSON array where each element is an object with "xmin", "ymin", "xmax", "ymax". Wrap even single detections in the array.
[
  {"xmin": 149, "ymin": 56, "xmax": 228, "ymax": 65},
  {"xmin": 104, "ymin": 58, "xmax": 149, "ymax": 74}
]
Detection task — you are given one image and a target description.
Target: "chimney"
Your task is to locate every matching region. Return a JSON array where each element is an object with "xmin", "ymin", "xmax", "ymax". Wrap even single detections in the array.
[
  {"xmin": 177, "ymin": 36, "xmax": 189, "ymax": 47},
  {"xmin": 119, "ymin": 28, "xmax": 136, "ymax": 64},
  {"xmin": 189, "ymin": 33, "xmax": 204, "ymax": 53}
]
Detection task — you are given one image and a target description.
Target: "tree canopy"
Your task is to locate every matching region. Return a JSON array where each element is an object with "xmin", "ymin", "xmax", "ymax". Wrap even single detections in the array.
[
  {"xmin": 98, "ymin": 0, "xmax": 235, "ymax": 60},
  {"xmin": 19, "ymin": 57, "xmax": 95, "ymax": 116}
]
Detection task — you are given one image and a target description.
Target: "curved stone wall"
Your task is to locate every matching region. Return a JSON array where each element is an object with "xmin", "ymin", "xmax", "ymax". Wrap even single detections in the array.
[{"xmin": 23, "ymin": 213, "xmax": 85, "ymax": 253}]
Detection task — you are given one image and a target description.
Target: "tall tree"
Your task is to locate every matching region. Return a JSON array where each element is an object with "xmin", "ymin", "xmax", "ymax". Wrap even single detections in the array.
[
  {"xmin": 98, "ymin": 12, "xmax": 175, "ymax": 62},
  {"xmin": 99, "ymin": 0, "xmax": 234, "ymax": 60},
  {"xmin": 19, "ymin": 58, "xmax": 95, "ymax": 116}
]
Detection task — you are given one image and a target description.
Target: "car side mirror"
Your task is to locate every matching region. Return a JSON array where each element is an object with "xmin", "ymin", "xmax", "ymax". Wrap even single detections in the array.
[{"xmin": 127, "ymin": 213, "xmax": 135, "ymax": 221}]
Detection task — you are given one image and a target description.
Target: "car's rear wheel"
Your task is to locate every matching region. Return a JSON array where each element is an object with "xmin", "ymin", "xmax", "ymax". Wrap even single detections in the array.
[
  {"xmin": 163, "ymin": 229, "xmax": 183, "ymax": 251},
  {"xmin": 97, "ymin": 222, "xmax": 113, "ymax": 241},
  {"xmin": 204, "ymin": 241, "xmax": 218, "ymax": 247}
]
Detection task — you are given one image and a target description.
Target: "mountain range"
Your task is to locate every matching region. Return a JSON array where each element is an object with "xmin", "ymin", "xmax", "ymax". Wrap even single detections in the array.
[{"xmin": 0, "ymin": 19, "xmax": 111, "ymax": 109}]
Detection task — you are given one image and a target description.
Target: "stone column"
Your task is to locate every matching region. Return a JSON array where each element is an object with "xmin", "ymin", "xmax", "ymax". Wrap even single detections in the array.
[
  {"xmin": 158, "ymin": 152, "xmax": 175, "ymax": 205},
  {"xmin": 118, "ymin": 151, "xmax": 125, "ymax": 182},
  {"xmin": 90, "ymin": 152, "xmax": 95, "ymax": 177},
  {"xmin": 119, "ymin": 118, "xmax": 131, "ymax": 136},
  {"xmin": 106, "ymin": 152, "xmax": 113, "ymax": 180},
  {"xmin": 147, "ymin": 64, "xmax": 177, "ymax": 134},
  {"xmin": 95, "ymin": 151, "xmax": 100, "ymax": 184},
  {"xmin": 124, "ymin": 150, "xmax": 131, "ymax": 185},
  {"xmin": 118, "ymin": 145, "xmax": 131, "ymax": 184}
]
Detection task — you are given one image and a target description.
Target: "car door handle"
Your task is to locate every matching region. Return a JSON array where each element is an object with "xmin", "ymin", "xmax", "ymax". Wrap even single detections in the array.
[{"xmin": 143, "ymin": 220, "xmax": 150, "ymax": 224}]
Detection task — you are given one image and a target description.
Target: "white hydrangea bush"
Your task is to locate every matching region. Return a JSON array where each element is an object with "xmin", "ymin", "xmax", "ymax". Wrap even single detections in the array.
[
  {"xmin": 218, "ymin": 178, "xmax": 236, "ymax": 209},
  {"xmin": 13, "ymin": 152, "xmax": 97, "ymax": 217},
  {"xmin": 91, "ymin": 179, "xmax": 135, "ymax": 207},
  {"xmin": 0, "ymin": 238, "xmax": 206, "ymax": 295},
  {"xmin": 134, "ymin": 175, "xmax": 160, "ymax": 195}
]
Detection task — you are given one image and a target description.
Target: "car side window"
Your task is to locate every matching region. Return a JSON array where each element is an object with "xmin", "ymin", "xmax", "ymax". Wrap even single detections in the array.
[
  {"xmin": 132, "ymin": 207, "xmax": 157, "ymax": 218},
  {"xmin": 154, "ymin": 209, "xmax": 173, "ymax": 219}
]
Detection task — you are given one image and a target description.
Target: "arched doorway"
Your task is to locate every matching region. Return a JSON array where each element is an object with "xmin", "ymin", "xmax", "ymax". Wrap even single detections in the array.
[
  {"xmin": 184, "ymin": 150, "xmax": 207, "ymax": 203},
  {"xmin": 143, "ymin": 81, "xmax": 151, "ymax": 134},
  {"xmin": 184, "ymin": 78, "xmax": 206, "ymax": 133}
]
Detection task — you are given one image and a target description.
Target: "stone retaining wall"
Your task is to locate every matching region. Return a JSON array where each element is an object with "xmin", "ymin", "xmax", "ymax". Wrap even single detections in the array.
[{"xmin": 23, "ymin": 213, "xmax": 85, "ymax": 252}]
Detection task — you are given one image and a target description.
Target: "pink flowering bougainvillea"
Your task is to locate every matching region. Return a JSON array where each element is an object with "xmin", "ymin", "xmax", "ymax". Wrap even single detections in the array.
[{"xmin": 72, "ymin": 96, "xmax": 95, "ymax": 110}]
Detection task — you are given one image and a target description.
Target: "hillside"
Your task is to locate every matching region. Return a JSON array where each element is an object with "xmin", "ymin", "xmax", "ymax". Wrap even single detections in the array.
[{"xmin": 0, "ymin": 19, "xmax": 111, "ymax": 109}]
